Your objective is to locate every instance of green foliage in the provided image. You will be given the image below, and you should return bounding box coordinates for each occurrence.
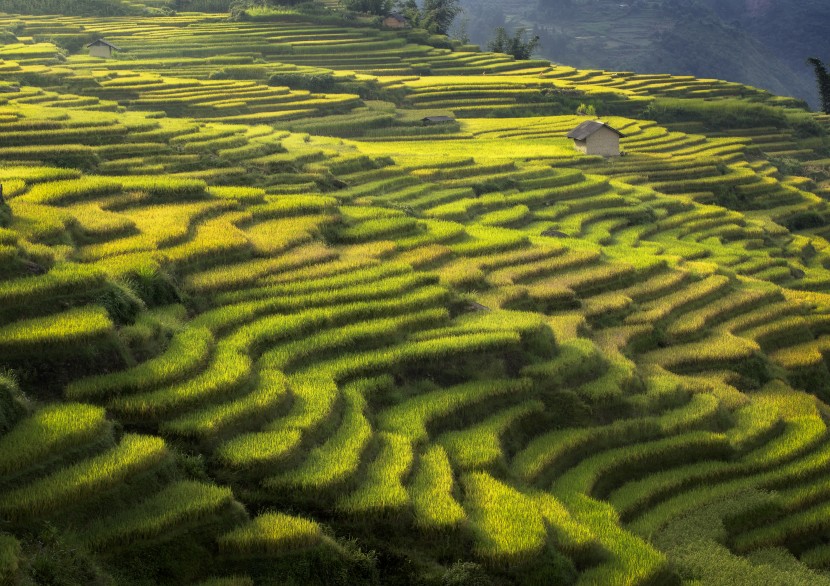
[488,27,540,60]
[344,0,393,16]
[421,0,462,35]
[807,57,830,114]
[0,0,139,16]
[644,98,788,130]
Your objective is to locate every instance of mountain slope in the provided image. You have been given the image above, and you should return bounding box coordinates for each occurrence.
[460,0,828,109]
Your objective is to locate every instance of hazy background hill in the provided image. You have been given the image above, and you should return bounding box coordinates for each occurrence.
[458,0,830,109]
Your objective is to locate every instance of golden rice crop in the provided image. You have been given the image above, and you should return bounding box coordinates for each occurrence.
[218,513,323,554]
[410,445,465,529]
[0,434,168,520]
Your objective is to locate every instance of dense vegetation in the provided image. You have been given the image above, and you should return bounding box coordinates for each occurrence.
[1,1,830,585]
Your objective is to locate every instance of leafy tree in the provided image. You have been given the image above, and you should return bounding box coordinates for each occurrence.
[421,0,461,35]
[487,26,540,60]
[576,103,596,116]
[807,57,830,114]
[396,0,421,27]
[344,0,393,15]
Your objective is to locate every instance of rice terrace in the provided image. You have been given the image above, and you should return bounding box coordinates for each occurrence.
[2,0,830,584]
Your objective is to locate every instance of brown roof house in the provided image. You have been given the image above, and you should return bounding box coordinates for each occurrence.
[567,120,624,157]
[86,39,121,59]
[383,13,409,29]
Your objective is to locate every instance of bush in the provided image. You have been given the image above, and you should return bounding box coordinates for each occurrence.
[644,98,788,130]
[268,72,336,93]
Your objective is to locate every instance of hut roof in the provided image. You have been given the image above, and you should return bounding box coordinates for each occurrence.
[422,115,455,123]
[567,120,624,140]
[86,39,121,51]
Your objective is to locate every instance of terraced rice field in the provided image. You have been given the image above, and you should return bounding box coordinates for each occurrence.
[2,4,830,585]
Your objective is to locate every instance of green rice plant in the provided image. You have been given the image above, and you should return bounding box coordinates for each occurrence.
[396,244,453,268]
[731,500,830,553]
[395,219,466,250]
[449,225,529,257]
[80,481,235,548]
[0,263,106,313]
[338,432,412,514]
[726,398,782,452]
[217,512,324,554]
[266,372,339,437]
[79,200,235,260]
[409,445,465,530]
[771,337,830,370]
[0,403,110,476]
[552,431,730,499]
[477,205,531,227]
[208,186,267,204]
[378,379,532,443]
[531,492,595,556]
[513,391,723,485]
[23,177,122,205]
[462,471,548,558]
[741,414,826,467]
[161,217,251,268]
[162,369,289,438]
[0,305,113,354]
[0,434,168,521]
[629,419,829,537]
[0,533,20,584]
[187,244,338,295]
[262,309,447,372]
[565,493,668,586]
[625,274,730,325]
[0,165,81,185]
[642,332,760,371]
[66,204,136,239]
[487,249,599,286]
[260,256,379,286]
[666,286,780,339]
[110,338,252,418]
[66,327,214,400]
[216,262,411,303]
[0,144,97,168]
[336,216,419,243]
[801,545,830,569]
[266,377,389,491]
[521,338,607,387]
[198,285,449,339]
[439,401,544,469]
[245,215,337,255]
[119,175,207,199]
[216,429,303,469]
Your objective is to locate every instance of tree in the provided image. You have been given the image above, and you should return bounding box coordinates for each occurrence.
[421,0,461,35]
[807,57,830,114]
[344,0,393,16]
[488,26,540,60]
[396,0,421,28]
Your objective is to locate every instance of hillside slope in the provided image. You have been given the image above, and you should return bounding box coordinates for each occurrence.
[1,5,830,585]
[463,0,829,109]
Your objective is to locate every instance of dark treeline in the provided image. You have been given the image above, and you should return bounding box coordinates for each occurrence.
[808,58,830,114]
[0,0,139,15]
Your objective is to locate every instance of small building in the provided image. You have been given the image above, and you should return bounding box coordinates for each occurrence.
[86,39,121,59]
[383,13,409,29]
[421,115,455,125]
[567,120,624,157]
